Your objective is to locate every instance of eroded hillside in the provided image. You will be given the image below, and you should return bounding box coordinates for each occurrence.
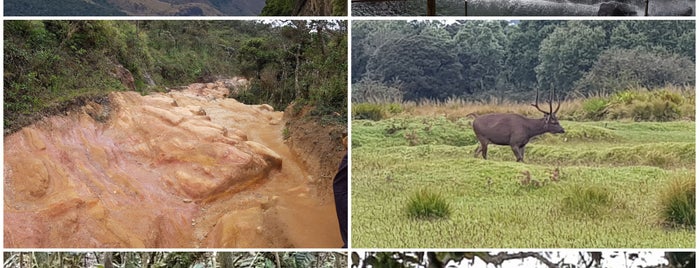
[4,81,343,248]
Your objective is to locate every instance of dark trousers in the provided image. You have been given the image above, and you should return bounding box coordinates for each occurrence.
[333,154,348,248]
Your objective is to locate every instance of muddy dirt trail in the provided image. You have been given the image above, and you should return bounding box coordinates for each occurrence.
[4,80,342,248]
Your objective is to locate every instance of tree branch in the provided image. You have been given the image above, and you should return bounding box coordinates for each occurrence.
[477,252,559,268]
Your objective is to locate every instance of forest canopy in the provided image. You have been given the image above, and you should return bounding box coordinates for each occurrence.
[4,20,347,133]
[352,20,695,103]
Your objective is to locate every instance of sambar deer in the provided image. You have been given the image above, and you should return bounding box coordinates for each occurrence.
[472,88,565,162]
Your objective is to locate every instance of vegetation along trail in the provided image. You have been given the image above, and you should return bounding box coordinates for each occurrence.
[4,81,341,248]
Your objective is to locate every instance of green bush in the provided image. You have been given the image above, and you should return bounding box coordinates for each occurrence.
[406,188,451,220]
[575,48,695,94]
[658,176,695,228]
[353,103,385,121]
[386,103,403,114]
[582,98,608,120]
[581,89,693,122]
[260,0,293,15]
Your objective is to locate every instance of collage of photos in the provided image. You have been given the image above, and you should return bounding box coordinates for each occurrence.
[1,0,696,268]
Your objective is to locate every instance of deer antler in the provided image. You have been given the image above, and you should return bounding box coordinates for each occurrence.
[553,87,562,114]
[531,88,550,115]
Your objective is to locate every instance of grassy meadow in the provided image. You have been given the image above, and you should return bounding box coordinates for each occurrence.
[351,97,695,248]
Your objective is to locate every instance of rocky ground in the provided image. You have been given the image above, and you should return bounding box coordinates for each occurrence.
[4,80,344,248]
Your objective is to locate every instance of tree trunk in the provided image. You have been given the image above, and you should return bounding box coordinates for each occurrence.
[104,252,113,268]
[427,0,436,15]
[218,252,233,268]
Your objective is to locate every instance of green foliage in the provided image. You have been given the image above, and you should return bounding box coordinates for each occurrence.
[4,20,135,133]
[361,30,464,100]
[332,0,347,15]
[561,185,613,217]
[575,48,695,95]
[454,21,508,95]
[353,103,386,121]
[658,175,695,228]
[568,89,693,122]
[406,188,451,220]
[260,0,293,15]
[606,89,692,121]
[4,20,347,134]
[386,103,403,114]
[581,98,609,121]
[352,20,694,102]
[536,21,606,94]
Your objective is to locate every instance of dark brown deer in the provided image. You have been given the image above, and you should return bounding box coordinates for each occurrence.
[472,88,565,162]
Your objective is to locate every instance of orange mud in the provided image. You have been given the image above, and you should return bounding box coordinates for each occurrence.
[4,81,342,248]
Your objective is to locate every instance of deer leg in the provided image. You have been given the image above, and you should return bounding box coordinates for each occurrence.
[511,145,524,162]
[474,138,488,159]
[480,142,488,159]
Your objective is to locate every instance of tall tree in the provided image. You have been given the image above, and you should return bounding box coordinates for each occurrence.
[536,21,606,95]
[453,21,508,96]
[504,21,561,92]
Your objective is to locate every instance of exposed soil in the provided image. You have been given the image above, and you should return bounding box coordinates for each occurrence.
[283,104,347,203]
[4,80,344,248]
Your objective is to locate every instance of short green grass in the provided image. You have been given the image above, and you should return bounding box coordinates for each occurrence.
[351,117,695,248]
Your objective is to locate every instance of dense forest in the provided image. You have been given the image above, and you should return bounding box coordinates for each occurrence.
[262,0,346,15]
[4,20,347,133]
[4,252,347,268]
[352,20,695,103]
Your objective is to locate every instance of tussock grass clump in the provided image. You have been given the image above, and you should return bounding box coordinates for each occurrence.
[406,188,451,220]
[561,185,613,217]
[352,103,386,121]
[658,176,695,228]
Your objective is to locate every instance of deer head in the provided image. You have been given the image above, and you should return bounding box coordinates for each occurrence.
[531,88,564,133]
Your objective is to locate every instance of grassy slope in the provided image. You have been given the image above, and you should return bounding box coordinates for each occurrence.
[351,117,695,248]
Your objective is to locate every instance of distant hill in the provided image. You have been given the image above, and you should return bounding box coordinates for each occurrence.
[5,0,126,16]
[4,0,265,16]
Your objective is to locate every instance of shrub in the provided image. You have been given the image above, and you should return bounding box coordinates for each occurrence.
[386,103,403,114]
[351,78,404,103]
[658,176,695,228]
[627,99,681,122]
[581,97,608,120]
[604,89,690,121]
[353,103,385,121]
[561,185,612,217]
[406,188,451,220]
[575,48,695,95]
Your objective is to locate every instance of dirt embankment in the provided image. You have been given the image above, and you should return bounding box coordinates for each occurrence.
[4,79,343,248]
[283,105,347,202]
